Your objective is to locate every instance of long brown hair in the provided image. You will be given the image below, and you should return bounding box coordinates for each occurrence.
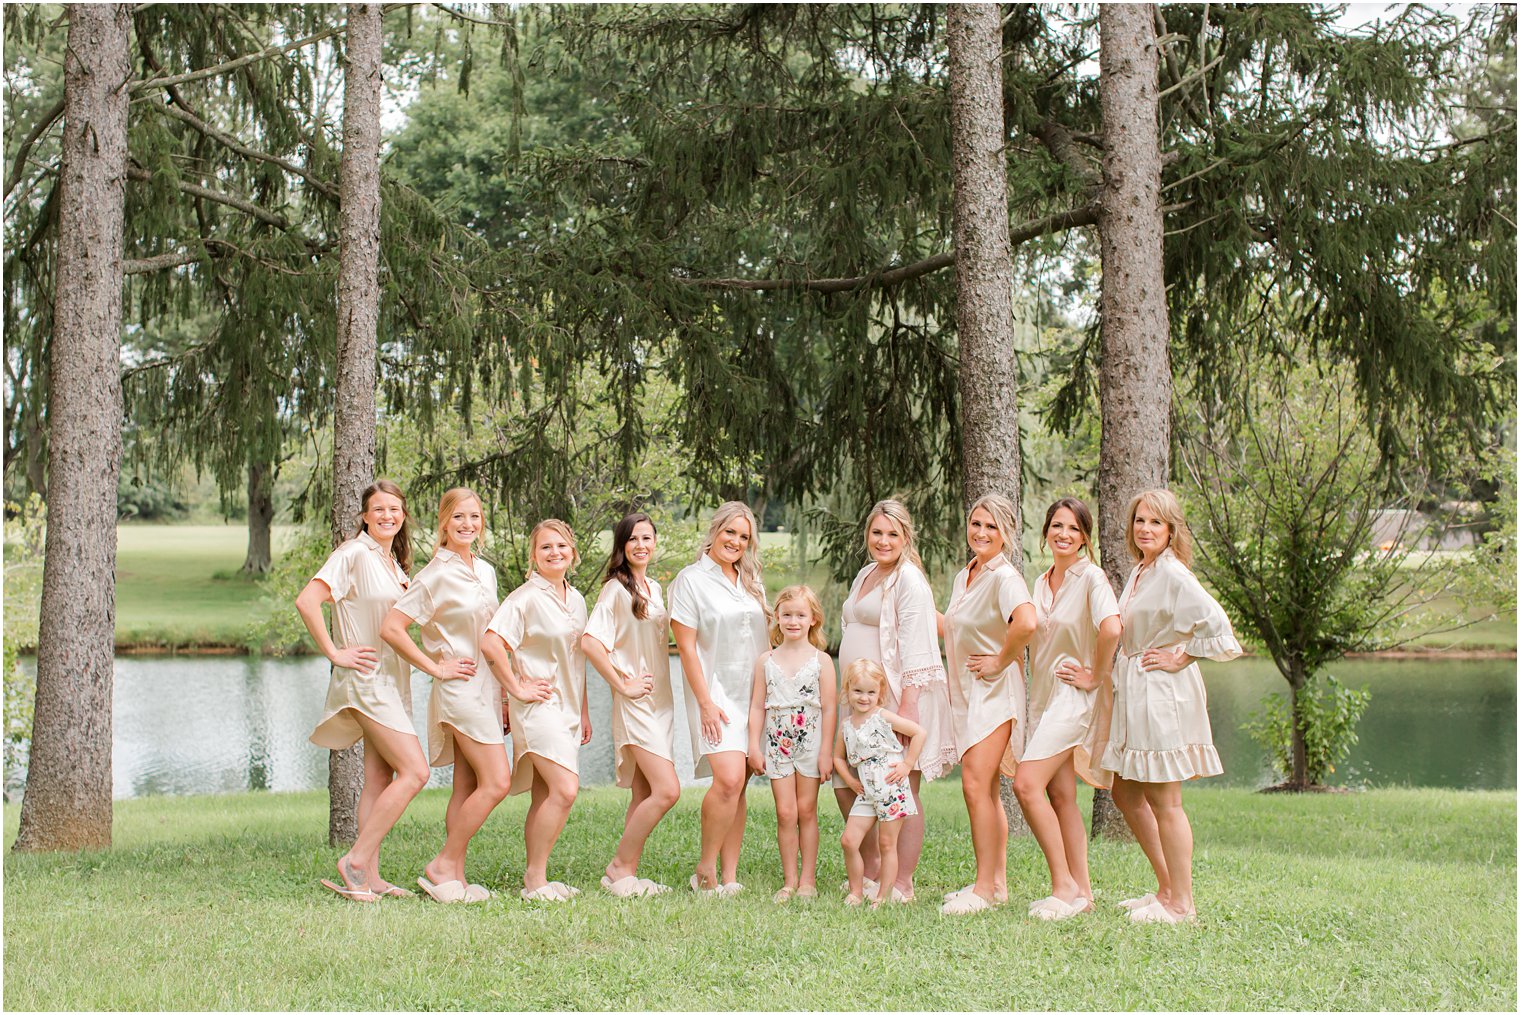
[353,479,413,572]
[603,512,657,620]
[1042,496,1095,562]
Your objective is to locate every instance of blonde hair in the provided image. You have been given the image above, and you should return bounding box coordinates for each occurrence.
[528,518,581,572]
[1125,488,1194,567]
[697,501,767,613]
[769,585,826,649]
[435,487,483,551]
[863,498,924,572]
[843,658,889,698]
[967,492,1019,564]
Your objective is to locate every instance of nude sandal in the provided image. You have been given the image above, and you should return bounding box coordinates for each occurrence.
[417,876,467,903]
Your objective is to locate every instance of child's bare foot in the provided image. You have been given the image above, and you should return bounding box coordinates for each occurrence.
[844,893,864,907]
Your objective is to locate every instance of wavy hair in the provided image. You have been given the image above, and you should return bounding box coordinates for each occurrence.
[602,512,656,620]
[967,492,1020,565]
[863,498,924,573]
[697,501,767,614]
[353,479,413,573]
[1125,488,1194,567]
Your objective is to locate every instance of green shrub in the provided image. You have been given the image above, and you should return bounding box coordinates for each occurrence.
[1242,675,1372,785]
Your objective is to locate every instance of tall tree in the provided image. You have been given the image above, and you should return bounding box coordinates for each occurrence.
[1085,3,1173,841]
[947,3,1031,836]
[326,1,384,848]
[14,3,132,852]
[947,2,1024,554]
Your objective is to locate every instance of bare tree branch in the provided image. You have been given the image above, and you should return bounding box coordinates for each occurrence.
[3,97,65,202]
[126,165,290,228]
[147,101,339,198]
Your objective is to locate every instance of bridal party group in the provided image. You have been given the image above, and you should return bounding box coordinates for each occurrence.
[295,481,1242,924]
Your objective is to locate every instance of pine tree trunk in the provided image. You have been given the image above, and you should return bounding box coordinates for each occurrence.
[240,457,274,575]
[1090,3,1173,842]
[327,2,384,848]
[947,3,1028,837]
[14,3,131,853]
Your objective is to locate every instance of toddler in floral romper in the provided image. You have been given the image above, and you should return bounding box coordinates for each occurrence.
[834,658,925,906]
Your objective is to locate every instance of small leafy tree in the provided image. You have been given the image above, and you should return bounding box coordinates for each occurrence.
[1179,360,1485,790]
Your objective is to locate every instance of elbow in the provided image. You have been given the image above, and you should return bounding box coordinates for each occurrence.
[1099,617,1122,640]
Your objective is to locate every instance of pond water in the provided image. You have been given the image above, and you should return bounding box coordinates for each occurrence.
[14,655,1517,799]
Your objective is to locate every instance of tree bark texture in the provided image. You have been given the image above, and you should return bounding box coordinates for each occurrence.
[241,457,274,575]
[947,3,1024,567]
[14,3,131,853]
[327,2,384,848]
[1091,3,1174,841]
[1289,678,1308,788]
[948,4,1028,836]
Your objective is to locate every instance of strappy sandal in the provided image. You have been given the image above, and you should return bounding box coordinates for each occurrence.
[772,886,795,904]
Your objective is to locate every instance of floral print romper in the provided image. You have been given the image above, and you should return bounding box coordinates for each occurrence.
[843,710,918,822]
[763,652,824,780]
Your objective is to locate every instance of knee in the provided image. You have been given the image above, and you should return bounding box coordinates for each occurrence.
[396,764,430,796]
[796,797,818,823]
[775,801,799,827]
[1012,771,1044,807]
[481,776,512,803]
[709,774,744,801]
[841,828,863,851]
[651,784,681,813]
[547,781,578,810]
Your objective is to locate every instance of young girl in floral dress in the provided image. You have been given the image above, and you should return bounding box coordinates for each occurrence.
[834,659,925,908]
[747,586,836,902]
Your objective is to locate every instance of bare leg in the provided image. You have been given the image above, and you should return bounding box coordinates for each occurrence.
[425,732,509,886]
[337,716,428,891]
[835,783,880,882]
[607,747,680,881]
[522,757,580,893]
[694,752,746,889]
[874,817,904,907]
[1111,774,1172,906]
[1013,750,1082,902]
[892,771,924,898]
[960,722,1012,903]
[795,775,821,893]
[771,775,801,891]
[719,782,747,884]
[1048,756,1091,899]
[840,815,877,901]
[1142,780,1194,914]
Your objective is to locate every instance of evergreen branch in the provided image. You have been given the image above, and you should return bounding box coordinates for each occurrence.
[128,5,407,93]
[1157,53,1226,101]
[148,101,339,199]
[126,165,290,229]
[3,96,64,202]
[686,204,1097,293]
[430,3,515,27]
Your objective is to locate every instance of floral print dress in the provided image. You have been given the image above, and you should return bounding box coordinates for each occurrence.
[843,710,919,822]
[762,652,824,780]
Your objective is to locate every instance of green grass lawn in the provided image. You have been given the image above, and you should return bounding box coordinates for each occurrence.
[5,782,1514,1010]
[112,524,296,649]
